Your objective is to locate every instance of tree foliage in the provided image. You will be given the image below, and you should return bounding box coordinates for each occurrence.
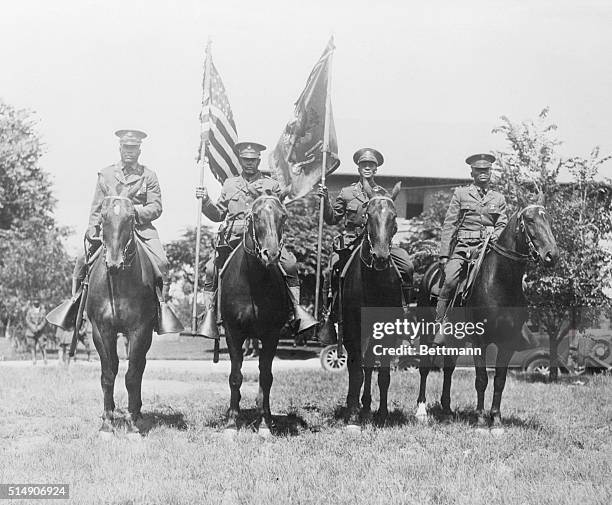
[0,101,55,230]
[493,108,612,380]
[0,101,73,325]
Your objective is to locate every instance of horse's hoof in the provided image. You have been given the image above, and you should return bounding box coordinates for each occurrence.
[223,428,237,440]
[440,411,455,424]
[258,427,272,439]
[491,427,505,436]
[98,429,114,440]
[415,403,428,419]
[374,412,388,428]
[126,431,142,442]
[345,423,361,433]
[474,427,489,435]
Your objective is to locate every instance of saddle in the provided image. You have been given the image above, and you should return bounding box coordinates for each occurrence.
[430,235,491,307]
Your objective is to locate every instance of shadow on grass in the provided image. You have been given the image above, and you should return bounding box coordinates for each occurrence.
[202,408,309,436]
[332,404,417,428]
[426,403,543,430]
[511,371,595,385]
[113,408,189,435]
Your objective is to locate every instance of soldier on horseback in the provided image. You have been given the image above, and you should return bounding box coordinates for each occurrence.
[433,153,508,345]
[317,148,414,341]
[69,129,181,334]
[196,141,313,337]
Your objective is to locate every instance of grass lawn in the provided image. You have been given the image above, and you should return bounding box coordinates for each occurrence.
[0,363,610,505]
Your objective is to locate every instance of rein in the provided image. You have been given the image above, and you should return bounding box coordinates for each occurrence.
[100,196,137,270]
[360,195,396,269]
[242,195,286,260]
[489,204,544,264]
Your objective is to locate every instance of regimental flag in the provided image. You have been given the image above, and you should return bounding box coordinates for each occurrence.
[198,42,240,183]
[269,37,340,201]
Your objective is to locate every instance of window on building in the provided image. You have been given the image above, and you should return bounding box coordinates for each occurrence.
[405,203,424,218]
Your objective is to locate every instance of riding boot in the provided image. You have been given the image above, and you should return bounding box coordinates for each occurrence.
[198,290,222,339]
[318,293,338,345]
[433,297,451,346]
[400,282,413,317]
[288,285,317,335]
[156,282,184,335]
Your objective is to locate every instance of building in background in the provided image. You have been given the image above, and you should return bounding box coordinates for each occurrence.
[323,173,471,219]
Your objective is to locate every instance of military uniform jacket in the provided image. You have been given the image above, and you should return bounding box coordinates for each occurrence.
[324,180,389,243]
[25,305,46,338]
[439,184,508,258]
[202,172,281,241]
[88,163,163,241]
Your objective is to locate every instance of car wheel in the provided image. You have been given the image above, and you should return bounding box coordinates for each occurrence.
[526,357,551,376]
[320,345,347,373]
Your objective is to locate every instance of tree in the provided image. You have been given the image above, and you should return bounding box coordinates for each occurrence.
[164,226,216,323]
[0,101,55,230]
[0,101,73,330]
[285,193,342,306]
[493,108,612,380]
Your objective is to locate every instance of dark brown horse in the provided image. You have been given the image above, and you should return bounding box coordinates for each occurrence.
[220,193,291,437]
[416,201,558,430]
[87,190,157,438]
[341,181,403,429]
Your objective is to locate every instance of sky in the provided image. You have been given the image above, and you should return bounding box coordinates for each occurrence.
[2,0,612,253]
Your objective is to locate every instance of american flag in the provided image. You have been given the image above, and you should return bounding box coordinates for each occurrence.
[197,43,240,183]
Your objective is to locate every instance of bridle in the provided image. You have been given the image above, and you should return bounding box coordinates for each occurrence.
[360,195,397,269]
[101,196,137,270]
[243,195,287,259]
[489,204,545,264]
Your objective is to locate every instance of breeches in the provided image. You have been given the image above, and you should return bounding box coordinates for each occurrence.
[203,247,299,292]
[439,241,479,299]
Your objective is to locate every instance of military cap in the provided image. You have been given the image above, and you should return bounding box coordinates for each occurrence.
[235,142,266,159]
[115,129,147,146]
[353,148,384,167]
[465,153,495,169]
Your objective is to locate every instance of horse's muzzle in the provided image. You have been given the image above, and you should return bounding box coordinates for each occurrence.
[540,248,558,266]
[260,248,280,267]
[107,262,124,274]
[371,251,390,271]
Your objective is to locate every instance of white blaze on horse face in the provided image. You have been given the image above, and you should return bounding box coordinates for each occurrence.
[113,204,121,216]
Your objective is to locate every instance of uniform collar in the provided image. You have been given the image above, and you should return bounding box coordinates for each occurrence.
[469,183,491,200]
[354,179,382,202]
[240,171,263,185]
[115,162,143,184]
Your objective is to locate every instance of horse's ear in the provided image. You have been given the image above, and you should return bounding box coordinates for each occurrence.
[536,191,546,206]
[98,176,113,196]
[390,181,402,201]
[279,185,291,202]
[362,178,374,199]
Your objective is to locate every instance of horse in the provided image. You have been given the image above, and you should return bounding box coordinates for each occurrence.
[416,199,558,429]
[341,180,403,429]
[220,192,292,437]
[87,186,158,438]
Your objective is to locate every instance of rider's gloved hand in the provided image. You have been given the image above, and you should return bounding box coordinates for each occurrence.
[196,186,209,203]
[317,183,329,199]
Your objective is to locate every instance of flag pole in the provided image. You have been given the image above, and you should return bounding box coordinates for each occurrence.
[313,39,334,336]
[186,39,212,336]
